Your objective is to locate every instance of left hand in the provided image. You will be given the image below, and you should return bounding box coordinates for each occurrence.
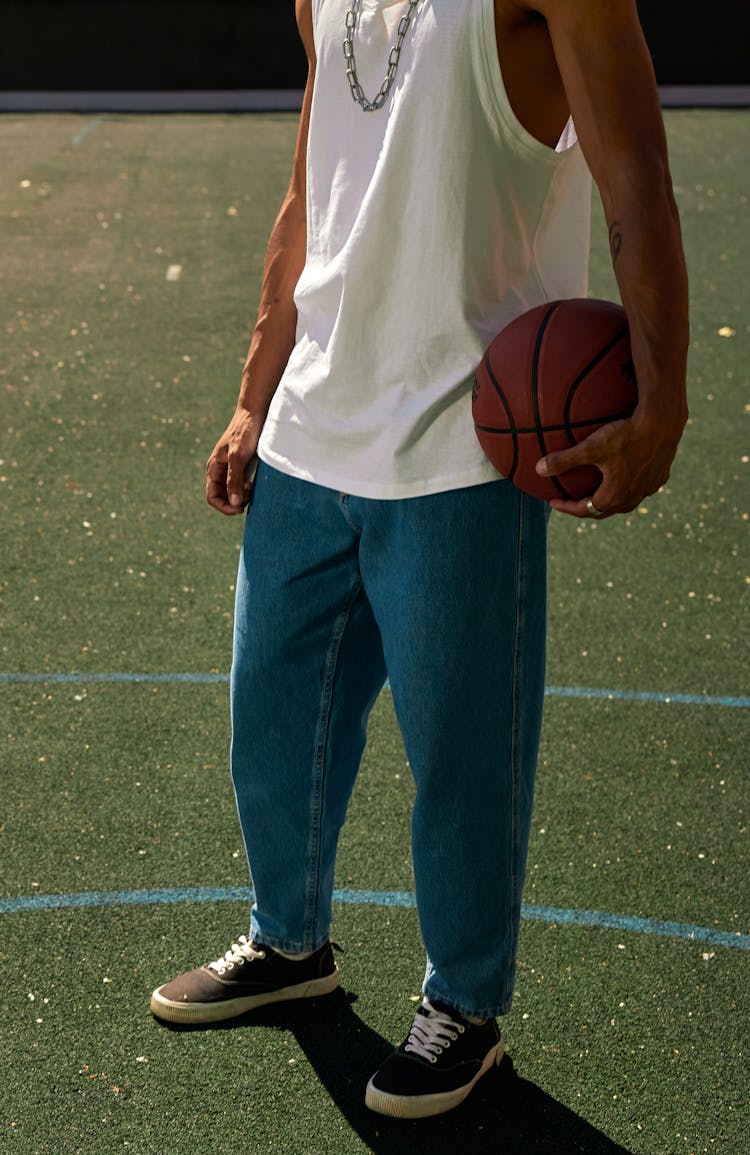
[535,406,687,519]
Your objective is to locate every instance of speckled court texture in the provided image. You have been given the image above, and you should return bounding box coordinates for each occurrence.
[1,111,747,1154]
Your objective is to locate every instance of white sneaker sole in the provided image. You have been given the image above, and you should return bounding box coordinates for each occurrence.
[149,966,339,1024]
[365,1039,504,1119]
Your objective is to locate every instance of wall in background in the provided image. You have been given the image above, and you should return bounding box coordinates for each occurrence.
[0,0,747,91]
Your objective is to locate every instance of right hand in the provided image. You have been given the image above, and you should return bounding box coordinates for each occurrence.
[205,406,263,515]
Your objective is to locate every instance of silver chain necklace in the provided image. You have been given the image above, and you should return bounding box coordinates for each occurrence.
[343,0,421,112]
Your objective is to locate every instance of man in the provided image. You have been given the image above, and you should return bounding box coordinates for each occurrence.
[151,0,688,1120]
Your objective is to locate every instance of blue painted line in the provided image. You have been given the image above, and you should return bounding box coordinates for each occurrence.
[1,887,747,950]
[70,114,105,146]
[332,888,416,909]
[0,672,747,708]
[520,904,748,951]
[544,686,750,710]
[0,887,251,912]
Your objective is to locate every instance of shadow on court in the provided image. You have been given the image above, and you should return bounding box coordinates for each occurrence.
[159,988,633,1154]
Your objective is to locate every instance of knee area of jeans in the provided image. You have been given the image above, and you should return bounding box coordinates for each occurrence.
[230,642,294,695]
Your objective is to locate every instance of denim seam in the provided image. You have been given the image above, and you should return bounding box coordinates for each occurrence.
[505,491,527,1012]
[337,492,363,535]
[303,573,364,946]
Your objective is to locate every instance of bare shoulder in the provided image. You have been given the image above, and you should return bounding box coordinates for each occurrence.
[507,0,641,29]
[494,0,541,32]
[492,0,569,148]
[524,0,659,120]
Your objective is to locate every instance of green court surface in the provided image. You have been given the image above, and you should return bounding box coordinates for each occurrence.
[1,111,748,1154]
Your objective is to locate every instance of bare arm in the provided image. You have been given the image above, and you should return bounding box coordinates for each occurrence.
[206,0,315,515]
[528,0,689,517]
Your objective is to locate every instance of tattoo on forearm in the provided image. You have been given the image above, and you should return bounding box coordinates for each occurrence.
[609,220,623,266]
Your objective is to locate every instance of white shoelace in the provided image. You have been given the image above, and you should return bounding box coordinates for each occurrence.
[208,935,265,976]
[404,999,465,1063]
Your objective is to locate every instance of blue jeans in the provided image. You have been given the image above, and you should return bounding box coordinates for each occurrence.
[230,462,548,1018]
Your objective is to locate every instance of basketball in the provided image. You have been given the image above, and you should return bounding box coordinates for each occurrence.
[472,298,638,502]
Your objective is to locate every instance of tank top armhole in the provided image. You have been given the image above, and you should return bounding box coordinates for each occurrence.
[475,0,573,163]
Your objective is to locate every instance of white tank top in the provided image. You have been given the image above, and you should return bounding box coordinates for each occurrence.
[257,0,592,499]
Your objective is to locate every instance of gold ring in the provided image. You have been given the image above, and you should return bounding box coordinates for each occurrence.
[586,499,605,518]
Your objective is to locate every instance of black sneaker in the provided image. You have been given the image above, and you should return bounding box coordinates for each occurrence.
[365,998,504,1119]
[150,936,339,1024]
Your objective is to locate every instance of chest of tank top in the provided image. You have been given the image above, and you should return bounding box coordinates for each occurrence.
[256,0,592,499]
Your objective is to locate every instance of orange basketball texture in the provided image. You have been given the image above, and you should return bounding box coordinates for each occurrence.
[472,299,638,502]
